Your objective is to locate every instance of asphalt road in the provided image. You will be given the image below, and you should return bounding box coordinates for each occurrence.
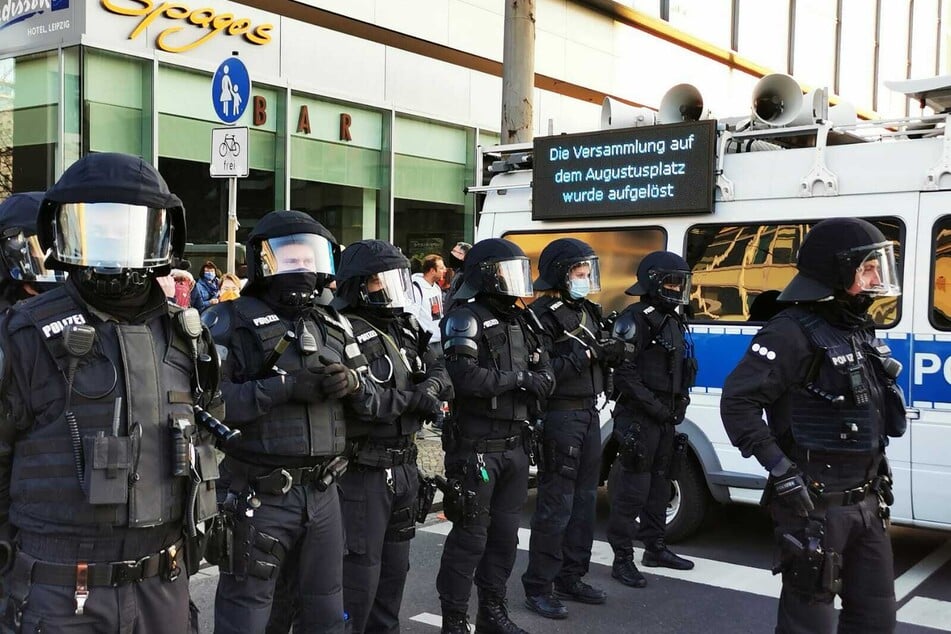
[190,487,951,633]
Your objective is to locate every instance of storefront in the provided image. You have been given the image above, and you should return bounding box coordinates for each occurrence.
[0,0,491,259]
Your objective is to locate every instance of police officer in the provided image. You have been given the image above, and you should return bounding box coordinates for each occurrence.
[521,238,619,618]
[0,153,220,632]
[721,218,905,634]
[331,239,452,633]
[206,210,376,634]
[0,192,66,310]
[436,238,554,634]
[607,251,697,588]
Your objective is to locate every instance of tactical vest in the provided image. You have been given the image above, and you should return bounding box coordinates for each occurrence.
[5,288,196,529]
[623,302,694,395]
[453,302,535,429]
[531,297,604,398]
[346,314,425,440]
[784,307,883,456]
[228,296,353,459]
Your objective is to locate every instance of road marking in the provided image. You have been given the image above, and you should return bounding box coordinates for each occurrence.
[420,522,783,598]
[896,597,951,631]
[410,612,473,632]
[895,539,951,601]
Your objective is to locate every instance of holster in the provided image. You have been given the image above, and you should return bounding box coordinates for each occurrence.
[203,512,234,570]
[773,519,842,600]
[618,423,650,473]
[668,433,689,480]
[434,475,484,528]
[441,416,459,453]
[415,475,438,523]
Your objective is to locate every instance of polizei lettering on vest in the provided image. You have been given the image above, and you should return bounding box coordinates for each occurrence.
[253,314,280,326]
[42,314,87,338]
[356,330,378,344]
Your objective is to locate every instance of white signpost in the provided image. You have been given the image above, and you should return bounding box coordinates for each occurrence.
[210,56,252,275]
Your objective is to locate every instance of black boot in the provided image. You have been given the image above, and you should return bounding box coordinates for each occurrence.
[442,610,471,634]
[611,557,647,588]
[476,595,529,634]
[643,542,695,571]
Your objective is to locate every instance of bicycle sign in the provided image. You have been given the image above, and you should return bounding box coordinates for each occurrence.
[210,127,249,178]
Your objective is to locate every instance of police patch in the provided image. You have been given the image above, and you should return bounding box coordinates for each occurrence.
[253,314,280,327]
[41,314,86,338]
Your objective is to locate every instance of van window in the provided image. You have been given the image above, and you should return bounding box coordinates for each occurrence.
[503,228,666,314]
[933,216,951,330]
[685,218,903,327]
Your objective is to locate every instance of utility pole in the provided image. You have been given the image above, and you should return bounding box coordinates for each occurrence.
[501,0,535,143]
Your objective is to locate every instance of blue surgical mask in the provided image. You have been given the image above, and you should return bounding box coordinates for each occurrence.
[203,271,215,281]
[568,278,590,299]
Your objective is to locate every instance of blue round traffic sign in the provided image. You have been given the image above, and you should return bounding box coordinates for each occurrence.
[211,58,251,124]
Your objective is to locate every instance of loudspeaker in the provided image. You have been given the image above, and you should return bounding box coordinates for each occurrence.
[659,84,709,124]
[752,73,804,127]
[601,97,656,129]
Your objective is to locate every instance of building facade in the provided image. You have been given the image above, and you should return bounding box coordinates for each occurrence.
[2,0,949,258]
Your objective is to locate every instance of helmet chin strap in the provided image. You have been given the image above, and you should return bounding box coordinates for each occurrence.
[79,268,149,298]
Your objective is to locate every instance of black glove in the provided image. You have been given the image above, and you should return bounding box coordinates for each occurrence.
[318,356,361,399]
[771,458,815,517]
[567,341,593,370]
[290,367,326,403]
[597,337,627,366]
[407,387,442,416]
[671,394,690,424]
[415,376,442,399]
[516,370,550,399]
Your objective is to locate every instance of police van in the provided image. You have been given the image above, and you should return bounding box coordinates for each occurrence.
[471,74,951,541]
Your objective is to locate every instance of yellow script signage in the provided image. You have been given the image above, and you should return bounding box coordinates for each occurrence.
[101,0,273,53]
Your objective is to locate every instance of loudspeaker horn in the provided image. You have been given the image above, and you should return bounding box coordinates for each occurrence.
[659,84,709,124]
[601,97,656,129]
[752,73,804,127]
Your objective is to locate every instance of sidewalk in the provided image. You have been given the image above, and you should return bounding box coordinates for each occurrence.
[416,424,445,507]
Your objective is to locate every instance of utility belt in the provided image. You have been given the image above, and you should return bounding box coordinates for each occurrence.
[354,440,419,469]
[226,457,337,495]
[457,434,522,454]
[13,539,184,588]
[547,396,596,411]
[813,478,881,507]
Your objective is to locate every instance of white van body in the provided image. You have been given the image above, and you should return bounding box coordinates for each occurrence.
[473,117,951,540]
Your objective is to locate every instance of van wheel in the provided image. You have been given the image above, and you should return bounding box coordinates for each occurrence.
[665,455,709,543]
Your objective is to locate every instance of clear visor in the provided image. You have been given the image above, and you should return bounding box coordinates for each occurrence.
[54,202,172,270]
[0,230,67,284]
[565,257,602,293]
[363,267,414,307]
[844,243,901,297]
[481,257,534,297]
[654,269,692,305]
[260,233,336,277]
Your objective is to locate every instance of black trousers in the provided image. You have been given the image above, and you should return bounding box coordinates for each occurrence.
[340,462,419,634]
[772,495,896,634]
[522,407,601,596]
[214,482,345,634]
[606,413,674,558]
[436,445,529,614]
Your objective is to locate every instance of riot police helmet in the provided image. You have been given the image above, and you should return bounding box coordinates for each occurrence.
[0,192,67,290]
[36,153,185,297]
[331,239,413,312]
[453,238,533,301]
[534,237,601,300]
[626,250,692,306]
[778,218,901,302]
[243,210,338,297]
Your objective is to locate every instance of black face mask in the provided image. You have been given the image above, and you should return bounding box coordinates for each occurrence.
[262,272,318,314]
[822,292,875,329]
[447,254,464,270]
[481,292,520,316]
[72,275,159,322]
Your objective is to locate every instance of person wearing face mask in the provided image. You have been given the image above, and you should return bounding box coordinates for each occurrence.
[436,238,555,634]
[520,238,620,619]
[721,218,906,634]
[444,241,472,308]
[607,251,698,589]
[202,210,378,634]
[191,260,221,311]
[0,153,221,632]
[0,192,68,310]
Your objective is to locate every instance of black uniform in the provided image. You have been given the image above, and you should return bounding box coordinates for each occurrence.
[721,218,906,634]
[207,211,376,634]
[0,153,218,633]
[332,240,452,634]
[521,238,614,615]
[606,251,696,583]
[436,239,554,634]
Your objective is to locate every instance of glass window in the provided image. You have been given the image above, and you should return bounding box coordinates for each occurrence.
[792,0,836,90]
[290,180,379,248]
[502,228,667,314]
[668,0,733,50]
[0,50,61,196]
[84,49,152,157]
[737,0,789,74]
[878,0,911,116]
[839,0,876,108]
[686,217,903,326]
[933,216,951,330]
[910,0,940,83]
